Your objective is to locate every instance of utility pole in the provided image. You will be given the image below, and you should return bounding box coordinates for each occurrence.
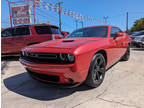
[103,16,108,24]
[58,2,63,32]
[33,0,36,24]
[8,0,12,27]
[126,12,129,33]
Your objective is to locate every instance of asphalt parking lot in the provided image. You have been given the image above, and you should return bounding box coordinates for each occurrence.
[1,48,144,108]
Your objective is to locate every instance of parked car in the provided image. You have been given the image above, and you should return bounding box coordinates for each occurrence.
[129,30,144,40]
[61,31,70,38]
[19,25,131,88]
[1,24,63,55]
[130,30,144,47]
[131,36,144,48]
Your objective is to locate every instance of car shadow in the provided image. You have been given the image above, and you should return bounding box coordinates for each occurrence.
[1,56,19,61]
[3,57,119,101]
[3,72,92,101]
[131,48,144,51]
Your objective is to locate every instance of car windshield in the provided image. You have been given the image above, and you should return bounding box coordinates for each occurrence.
[66,26,108,38]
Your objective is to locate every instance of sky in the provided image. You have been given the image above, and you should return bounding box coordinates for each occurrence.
[1,0,144,32]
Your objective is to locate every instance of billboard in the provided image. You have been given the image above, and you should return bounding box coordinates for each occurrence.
[12,5,31,25]
[13,17,31,25]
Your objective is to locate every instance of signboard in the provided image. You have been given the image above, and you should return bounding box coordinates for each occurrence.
[13,17,31,25]
[12,5,31,25]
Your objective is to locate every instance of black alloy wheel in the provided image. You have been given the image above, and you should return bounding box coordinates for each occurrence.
[85,53,106,88]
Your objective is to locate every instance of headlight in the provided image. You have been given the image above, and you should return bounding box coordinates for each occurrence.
[68,54,75,62]
[25,52,29,56]
[59,53,75,63]
[21,51,25,56]
[59,53,67,61]
[21,51,29,56]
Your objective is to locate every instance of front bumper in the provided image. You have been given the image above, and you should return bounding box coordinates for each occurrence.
[19,58,87,84]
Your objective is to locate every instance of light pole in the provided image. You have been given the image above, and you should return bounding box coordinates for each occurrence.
[57,1,63,32]
[103,16,108,24]
[126,12,129,33]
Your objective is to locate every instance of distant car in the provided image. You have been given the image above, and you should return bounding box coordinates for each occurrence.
[19,25,131,88]
[61,31,70,38]
[1,24,63,55]
[129,30,144,40]
[131,36,144,48]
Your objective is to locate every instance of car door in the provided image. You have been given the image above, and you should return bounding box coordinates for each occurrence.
[11,26,31,53]
[1,28,14,54]
[109,27,124,64]
[34,26,53,42]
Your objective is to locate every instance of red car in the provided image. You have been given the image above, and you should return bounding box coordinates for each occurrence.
[19,25,131,88]
[1,24,63,55]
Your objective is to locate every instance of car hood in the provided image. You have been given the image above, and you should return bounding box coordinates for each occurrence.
[28,37,104,49]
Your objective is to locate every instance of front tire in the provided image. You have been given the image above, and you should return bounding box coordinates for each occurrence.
[121,45,130,61]
[85,53,106,88]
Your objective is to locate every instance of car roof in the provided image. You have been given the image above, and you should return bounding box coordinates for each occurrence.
[3,24,59,30]
[75,25,120,31]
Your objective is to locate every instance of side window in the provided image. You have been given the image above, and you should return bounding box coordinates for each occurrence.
[51,27,61,34]
[35,26,52,34]
[13,27,30,37]
[110,27,121,38]
[1,29,12,37]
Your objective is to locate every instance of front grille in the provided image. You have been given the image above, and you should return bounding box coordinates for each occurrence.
[21,52,61,64]
[20,52,75,64]
[28,69,60,82]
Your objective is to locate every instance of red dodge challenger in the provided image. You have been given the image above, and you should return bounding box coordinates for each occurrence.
[19,25,131,88]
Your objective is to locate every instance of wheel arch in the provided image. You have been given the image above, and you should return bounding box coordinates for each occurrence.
[95,49,107,65]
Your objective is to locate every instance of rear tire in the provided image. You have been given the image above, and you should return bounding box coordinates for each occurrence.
[121,45,130,61]
[85,53,106,88]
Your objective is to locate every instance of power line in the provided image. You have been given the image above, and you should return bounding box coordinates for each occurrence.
[36,5,74,29]
[35,10,73,29]
[36,0,103,24]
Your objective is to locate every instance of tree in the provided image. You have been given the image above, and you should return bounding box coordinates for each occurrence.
[129,18,144,32]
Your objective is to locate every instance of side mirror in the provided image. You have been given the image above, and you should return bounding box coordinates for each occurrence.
[61,31,68,38]
[116,32,124,37]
